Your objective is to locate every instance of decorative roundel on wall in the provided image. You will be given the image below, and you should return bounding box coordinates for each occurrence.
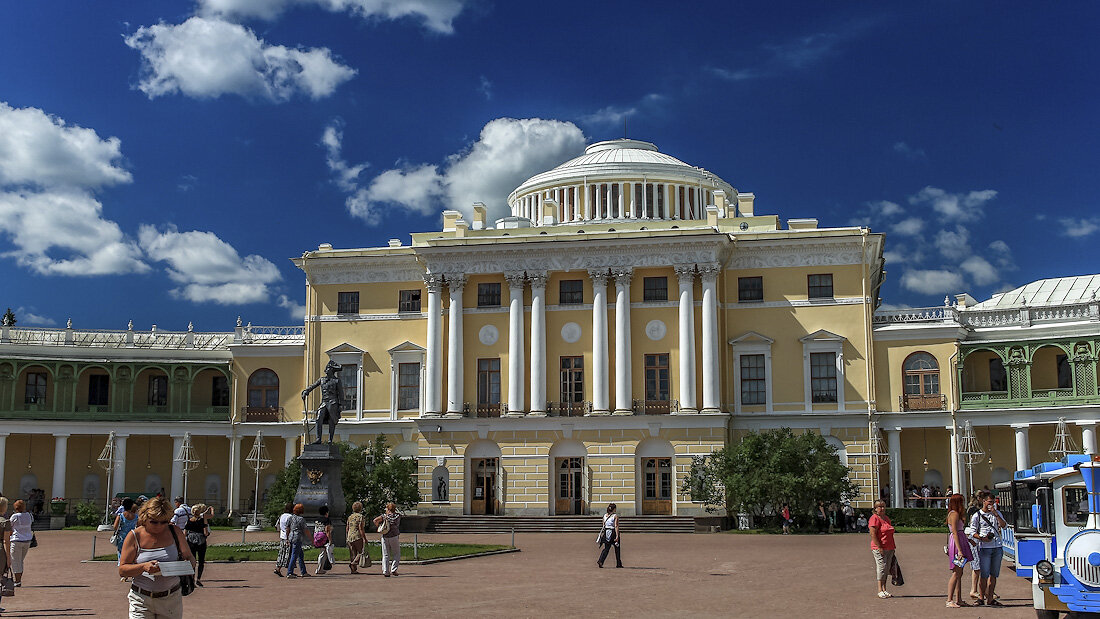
[479,325,499,346]
[645,320,667,341]
[560,322,582,343]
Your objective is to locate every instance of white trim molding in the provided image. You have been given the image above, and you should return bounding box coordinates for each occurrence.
[729,331,774,413]
[799,329,846,413]
[326,343,365,420]
[388,341,426,420]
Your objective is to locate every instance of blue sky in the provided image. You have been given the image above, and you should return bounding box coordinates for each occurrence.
[1,2,1098,330]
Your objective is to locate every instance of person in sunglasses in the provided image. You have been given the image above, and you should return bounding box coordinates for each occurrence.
[119,496,196,618]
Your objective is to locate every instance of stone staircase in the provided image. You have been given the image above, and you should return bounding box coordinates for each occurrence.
[424,515,697,534]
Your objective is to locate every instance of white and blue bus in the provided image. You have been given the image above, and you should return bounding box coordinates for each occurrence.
[999,454,1100,618]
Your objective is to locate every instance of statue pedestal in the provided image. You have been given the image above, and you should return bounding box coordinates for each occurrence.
[294,443,346,546]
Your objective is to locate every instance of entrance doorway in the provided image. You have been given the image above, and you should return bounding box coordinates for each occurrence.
[555,457,585,515]
[642,457,673,514]
[470,458,498,515]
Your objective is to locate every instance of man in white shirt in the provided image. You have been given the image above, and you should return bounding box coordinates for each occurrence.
[969,492,1008,607]
[172,496,191,529]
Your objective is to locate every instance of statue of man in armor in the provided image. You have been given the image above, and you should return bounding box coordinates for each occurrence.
[302,360,342,444]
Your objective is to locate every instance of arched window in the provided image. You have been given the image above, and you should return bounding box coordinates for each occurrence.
[248,369,279,408]
[902,352,941,410]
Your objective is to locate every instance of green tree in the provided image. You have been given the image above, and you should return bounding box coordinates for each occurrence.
[1,308,15,327]
[685,428,856,519]
[263,438,420,523]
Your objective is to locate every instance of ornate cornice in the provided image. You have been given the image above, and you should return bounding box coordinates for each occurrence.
[726,239,866,269]
[303,255,424,285]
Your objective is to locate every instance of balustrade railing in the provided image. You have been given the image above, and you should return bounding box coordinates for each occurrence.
[899,393,947,411]
[874,299,1100,328]
[547,401,588,417]
[240,406,284,422]
[632,399,679,415]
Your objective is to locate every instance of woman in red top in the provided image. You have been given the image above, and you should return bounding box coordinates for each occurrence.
[868,499,896,599]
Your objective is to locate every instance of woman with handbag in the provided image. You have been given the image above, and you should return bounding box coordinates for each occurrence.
[8,500,33,588]
[346,502,368,574]
[0,497,14,609]
[596,503,622,568]
[113,498,138,568]
[119,496,197,618]
[183,504,213,587]
[945,493,973,608]
[373,503,401,577]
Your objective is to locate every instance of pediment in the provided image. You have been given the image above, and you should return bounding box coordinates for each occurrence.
[799,329,845,342]
[728,331,774,345]
[326,342,366,355]
[388,340,426,354]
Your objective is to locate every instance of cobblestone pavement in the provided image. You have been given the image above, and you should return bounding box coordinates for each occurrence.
[0,530,1036,617]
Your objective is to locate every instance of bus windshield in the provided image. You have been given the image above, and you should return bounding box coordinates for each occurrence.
[1013,481,1039,533]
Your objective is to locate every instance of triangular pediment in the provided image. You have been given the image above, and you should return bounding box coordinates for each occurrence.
[728,331,774,345]
[326,342,366,355]
[387,340,426,354]
[799,329,845,342]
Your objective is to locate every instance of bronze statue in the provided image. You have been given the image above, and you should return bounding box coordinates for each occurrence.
[302,360,342,444]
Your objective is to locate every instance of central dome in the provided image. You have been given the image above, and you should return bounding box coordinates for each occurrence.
[508,139,738,225]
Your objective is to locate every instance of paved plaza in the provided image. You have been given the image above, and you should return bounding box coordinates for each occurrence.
[1,530,1037,617]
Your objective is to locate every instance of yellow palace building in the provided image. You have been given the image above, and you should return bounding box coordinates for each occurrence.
[2,139,1097,520]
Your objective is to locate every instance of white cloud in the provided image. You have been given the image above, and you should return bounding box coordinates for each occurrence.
[124,17,356,101]
[0,102,131,189]
[900,269,965,296]
[890,217,924,236]
[199,0,467,34]
[960,255,999,286]
[1059,217,1100,238]
[478,75,492,100]
[934,226,970,261]
[909,186,997,223]
[892,141,925,160]
[869,200,903,218]
[877,302,912,311]
[321,121,368,191]
[276,294,306,320]
[328,117,587,224]
[138,225,281,304]
[582,94,665,128]
[708,30,849,82]
[13,307,57,327]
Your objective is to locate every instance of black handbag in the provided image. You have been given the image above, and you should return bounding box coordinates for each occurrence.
[168,527,196,596]
[28,534,37,549]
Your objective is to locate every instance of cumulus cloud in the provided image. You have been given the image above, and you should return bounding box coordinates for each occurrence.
[934,226,970,261]
[321,121,368,191]
[1059,217,1100,238]
[198,0,467,34]
[890,217,924,236]
[892,141,925,160]
[327,117,587,224]
[124,17,356,101]
[138,225,282,304]
[276,294,307,320]
[909,186,997,223]
[14,307,57,327]
[960,255,999,286]
[583,94,665,128]
[869,200,903,218]
[900,269,965,296]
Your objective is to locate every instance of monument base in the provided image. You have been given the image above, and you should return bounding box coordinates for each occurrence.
[294,442,347,546]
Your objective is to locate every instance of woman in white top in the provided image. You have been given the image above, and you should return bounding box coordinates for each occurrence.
[9,499,34,586]
[119,496,196,618]
[596,503,622,568]
[273,502,294,577]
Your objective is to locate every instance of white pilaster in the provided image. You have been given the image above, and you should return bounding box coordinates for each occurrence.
[446,275,467,415]
[52,433,69,499]
[948,424,960,495]
[590,269,611,414]
[613,270,633,414]
[1014,424,1031,472]
[170,434,185,499]
[529,274,548,416]
[700,265,720,413]
[887,428,902,507]
[675,265,698,413]
[424,274,444,416]
[642,182,649,219]
[1083,423,1098,455]
[605,184,612,219]
[284,436,297,465]
[113,434,128,494]
[505,272,526,416]
[228,433,242,514]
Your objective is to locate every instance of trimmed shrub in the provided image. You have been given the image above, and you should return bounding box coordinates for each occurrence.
[884,507,946,527]
[74,501,101,526]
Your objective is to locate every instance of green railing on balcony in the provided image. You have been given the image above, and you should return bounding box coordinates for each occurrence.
[0,406,231,421]
[960,390,1100,409]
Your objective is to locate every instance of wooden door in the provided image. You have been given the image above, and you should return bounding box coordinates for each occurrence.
[470,458,496,515]
[555,457,584,515]
[642,457,673,515]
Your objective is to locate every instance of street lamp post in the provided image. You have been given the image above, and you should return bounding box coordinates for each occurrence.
[96,432,116,531]
[245,431,271,531]
[174,433,200,504]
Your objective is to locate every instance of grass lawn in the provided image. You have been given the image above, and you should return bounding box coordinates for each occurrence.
[726,526,943,534]
[94,541,511,562]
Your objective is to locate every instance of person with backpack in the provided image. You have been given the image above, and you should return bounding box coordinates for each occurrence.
[313,506,334,575]
[969,492,1007,607]
[596,503,622,568]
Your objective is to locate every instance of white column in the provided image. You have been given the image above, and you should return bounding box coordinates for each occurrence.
[670,184,678,220]
[700,265,720,413]
[424,274,444,416]
[505,272,526,416]
[675,265,698,413]
[613,270,633,414]
[618,182,626,218]
[605,184,612,219]
[584,184,591,220]
[446,275,467,415]
[1014,425,1030,472]
[52,433,69,499]
[887,428,902,507]
[529,274,548,416]
[114,434,128,494]
[228,433,242,514]
[627,183,636,218]
[948,424,960,495]
[170,434,185,499]
[642,183,649,218]
[1083,423,1098,455]
[284,436,297,465]
[573,185,581,221]
[0,434,7,495]
[590,269,611,414]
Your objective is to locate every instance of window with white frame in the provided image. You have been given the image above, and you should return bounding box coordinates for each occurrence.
[728,332,774,413]
[740,355,766,405]
[326,345,366,417]
[388,341,426,418]
[800,330,846,411]
[397,363,421,410]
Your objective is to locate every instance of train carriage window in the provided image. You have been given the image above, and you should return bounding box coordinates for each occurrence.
[1012,482,1039,534]
[1064,486,1088,526]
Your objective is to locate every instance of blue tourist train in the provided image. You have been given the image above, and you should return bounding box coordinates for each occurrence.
[997,455,1100,618]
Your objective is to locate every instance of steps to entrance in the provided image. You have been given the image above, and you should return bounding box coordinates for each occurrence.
[425,515,697,534]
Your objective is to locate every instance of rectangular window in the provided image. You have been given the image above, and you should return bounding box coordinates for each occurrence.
[397,362,421,410]
[1057,354,1072,389]
[740,354,766,405]
[398,289,422,313]
[477,358,501,410]
[989,358,1007,391]
[738,276,763,302]
[643,277,668,301]
[560,356,584,405]
[810,352,838,403]
[337,291,359,314]
[148,375,168,406]
[24,371,47,405]
[339,364,358,410]
[808,274,834,299]
[1065,486,1088,526]
[88,374,109,406]
[559,280,583,305]
[644,354,670,401]
[211,376,230,407]
[477,282,501,307]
